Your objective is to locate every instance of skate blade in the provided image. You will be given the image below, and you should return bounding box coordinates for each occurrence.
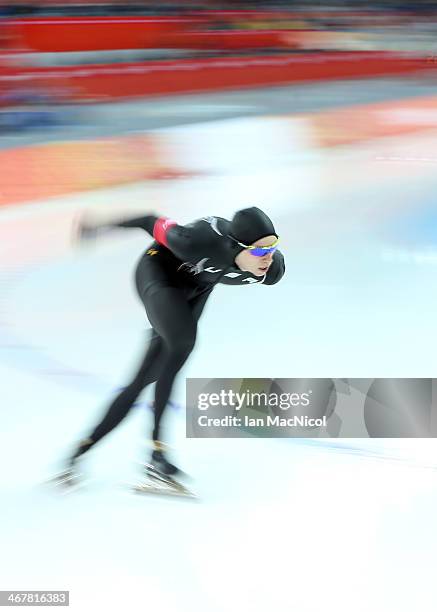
[45,470,83,492]
[132,465,197,498]
[131,480,197,499]
[138,461,192,481]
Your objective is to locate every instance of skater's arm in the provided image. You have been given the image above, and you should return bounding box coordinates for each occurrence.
[78,214,206,260]
[262,250,285,285]
[80,214,176,242]
[118,216,204,261]
[75,214,158,243]
[112,215,158,234]
[113,214,205,260]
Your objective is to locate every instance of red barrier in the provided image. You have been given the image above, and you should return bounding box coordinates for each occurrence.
[3,14,380,55]
[4,14,419,55]
[0,52,430,102]
[167,30,299,50]
[5,17,197,52]
[4,17,301,54]
[0,53,434,103]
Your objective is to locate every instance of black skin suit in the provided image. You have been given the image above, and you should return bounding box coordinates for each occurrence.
[70,210,285,472]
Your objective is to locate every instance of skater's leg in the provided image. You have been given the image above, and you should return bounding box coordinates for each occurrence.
[70,286,209,468]
[139,288,198,443]
[89,332,164,443]
[70,330,165,463]
[148,290,210,444]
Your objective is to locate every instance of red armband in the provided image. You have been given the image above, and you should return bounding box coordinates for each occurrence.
[153,217,177,247]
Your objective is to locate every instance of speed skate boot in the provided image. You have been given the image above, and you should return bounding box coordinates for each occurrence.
[133,442,195,498]
[48,437,94,489]
[150,441,180,476]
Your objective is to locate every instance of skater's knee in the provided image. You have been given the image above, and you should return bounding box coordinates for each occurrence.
[167,330,196,359]
[121,378,146,397]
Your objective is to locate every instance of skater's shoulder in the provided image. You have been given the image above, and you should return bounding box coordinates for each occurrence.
[182,216,230,246]
[194,216,230,237]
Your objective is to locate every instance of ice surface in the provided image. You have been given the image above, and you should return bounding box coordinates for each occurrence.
[1,102,437,612]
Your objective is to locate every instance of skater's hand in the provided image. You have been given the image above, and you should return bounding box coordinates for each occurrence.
[72,213,106,247]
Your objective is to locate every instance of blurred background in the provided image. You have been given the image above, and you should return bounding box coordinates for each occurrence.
[2,2,437,612]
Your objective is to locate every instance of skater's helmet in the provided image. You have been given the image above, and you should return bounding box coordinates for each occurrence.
[229,206,278,250]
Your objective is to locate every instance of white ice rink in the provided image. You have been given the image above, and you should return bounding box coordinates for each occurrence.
[1,107,437,611]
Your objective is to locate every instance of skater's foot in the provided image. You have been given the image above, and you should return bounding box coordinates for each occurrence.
[68,437,94,468]
[48,438,94,491]
[150,442,180,476]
